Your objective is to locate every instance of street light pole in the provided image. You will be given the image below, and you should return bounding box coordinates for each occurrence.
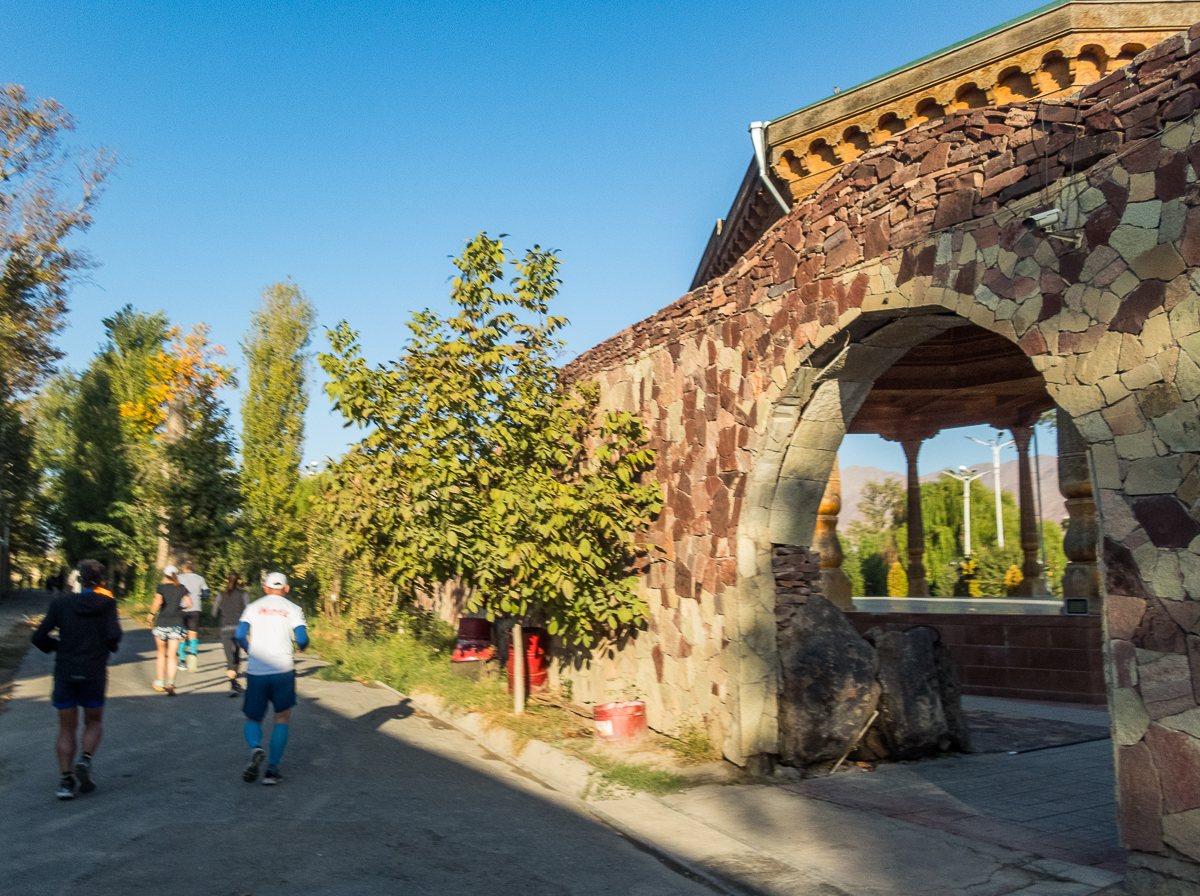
[944,466,985,555]
[967,435,1014,547]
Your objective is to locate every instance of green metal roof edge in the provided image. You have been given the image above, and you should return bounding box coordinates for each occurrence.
[770,0,1072,124]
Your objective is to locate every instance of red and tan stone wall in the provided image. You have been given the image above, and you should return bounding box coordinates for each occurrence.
[554,28,1200,887]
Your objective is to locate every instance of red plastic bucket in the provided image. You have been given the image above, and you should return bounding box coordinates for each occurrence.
[506,627,549,694]
[457,618,492,641]
[593,701,647,741]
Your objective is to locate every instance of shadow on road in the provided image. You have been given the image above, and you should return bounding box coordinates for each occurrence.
[0,616,711,896]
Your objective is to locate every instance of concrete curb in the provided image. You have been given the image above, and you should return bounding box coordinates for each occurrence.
[372,681,743,895]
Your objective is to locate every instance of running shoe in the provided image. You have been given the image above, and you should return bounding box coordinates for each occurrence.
[187,654,198,673]
[262,767,283,786]
[152,680,166,692]
[56,776,77,800]
[74,758,95,794]
[165,681,176,696]
[243,747,266,783]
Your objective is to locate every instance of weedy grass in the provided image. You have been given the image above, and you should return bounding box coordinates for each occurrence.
[311,620,495,710]
[587,755,690,796]
[310,617,693,796]
[669,724,722,765]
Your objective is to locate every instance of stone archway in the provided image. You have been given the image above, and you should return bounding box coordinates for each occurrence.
[563,30,1200,888]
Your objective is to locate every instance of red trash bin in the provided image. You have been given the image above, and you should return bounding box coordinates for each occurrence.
[593,701,647,741]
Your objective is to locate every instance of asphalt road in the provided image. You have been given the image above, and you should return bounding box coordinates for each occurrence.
[0,591,711,896]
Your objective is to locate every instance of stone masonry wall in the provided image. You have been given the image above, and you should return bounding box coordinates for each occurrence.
[555,28,1200,885]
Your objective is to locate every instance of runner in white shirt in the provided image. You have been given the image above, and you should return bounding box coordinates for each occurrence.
[235,572,308,785]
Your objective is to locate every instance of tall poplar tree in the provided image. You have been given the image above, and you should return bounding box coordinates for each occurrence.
[240,281,315,579]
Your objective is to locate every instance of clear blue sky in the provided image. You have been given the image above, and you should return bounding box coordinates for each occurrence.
[4,0,1056,474]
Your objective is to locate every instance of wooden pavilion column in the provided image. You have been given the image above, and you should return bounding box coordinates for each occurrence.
[1010,424,1048,596]
[1057,408,1099,611]
[899,437,931,597]
[815,457,853,609]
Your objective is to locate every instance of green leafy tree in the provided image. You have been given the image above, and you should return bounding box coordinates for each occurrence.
[0,398,42,587]
[320,233,663,647]
[49,309,168,579]
[163,385,241,572]
[1,85,114,584]
[241,281,315,579]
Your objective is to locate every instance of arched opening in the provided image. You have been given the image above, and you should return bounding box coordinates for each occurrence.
[806,138,839,173]
[994,67,1038,102]
[843,323,1061,605]
[1075,44,1108,85]
[949,82,989,111]
[911,97,946,125]
[1118,43,1146,63]
[780,149,806,178]
[873,111,907,142]
[745,306,1115,851]
[1039,51,1073,94]
[840,126,870,161]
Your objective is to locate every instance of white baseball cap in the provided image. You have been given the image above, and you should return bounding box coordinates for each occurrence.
[163,565,179,576]
[264,572,288,590]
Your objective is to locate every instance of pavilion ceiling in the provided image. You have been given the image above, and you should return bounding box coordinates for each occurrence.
[847,324,1055,442]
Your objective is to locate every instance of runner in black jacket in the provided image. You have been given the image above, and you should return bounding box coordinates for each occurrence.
[30,559,122,800]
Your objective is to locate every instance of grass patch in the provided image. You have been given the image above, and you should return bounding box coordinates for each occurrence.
[588,755,690,796]
[669,724,722,765]
[311,619,498,712]
[309,617,696,796]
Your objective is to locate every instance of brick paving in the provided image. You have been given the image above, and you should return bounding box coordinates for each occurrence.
[785,698,1124,873]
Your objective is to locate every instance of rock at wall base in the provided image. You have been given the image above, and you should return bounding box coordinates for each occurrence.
[864,626,957,760]
[778,595,881,766]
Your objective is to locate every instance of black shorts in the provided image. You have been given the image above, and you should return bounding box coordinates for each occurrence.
[182,612,201,632]
[53,676,106,710]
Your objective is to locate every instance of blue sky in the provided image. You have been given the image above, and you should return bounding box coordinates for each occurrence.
[4,0,1055,475]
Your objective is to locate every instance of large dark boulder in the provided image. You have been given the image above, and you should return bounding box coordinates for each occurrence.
[864,626,965,759]
[931,630,971,753]
[778,595,880,765]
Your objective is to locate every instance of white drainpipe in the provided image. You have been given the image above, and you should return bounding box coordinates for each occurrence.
[749,121,791,214]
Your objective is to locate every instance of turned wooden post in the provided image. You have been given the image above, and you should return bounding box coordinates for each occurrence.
[1010,424,1048,596]
[900,438,930,597]
[1057,408,1099,611]
[815,457,853,609]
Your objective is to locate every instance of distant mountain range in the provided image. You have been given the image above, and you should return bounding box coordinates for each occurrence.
[838,459,1066,530]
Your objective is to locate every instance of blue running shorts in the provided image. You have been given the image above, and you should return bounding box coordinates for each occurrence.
[53,676,106,710]
[242,672,297,720]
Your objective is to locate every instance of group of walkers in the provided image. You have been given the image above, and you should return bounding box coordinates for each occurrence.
[31,559,309,799]
[147,561,249,695]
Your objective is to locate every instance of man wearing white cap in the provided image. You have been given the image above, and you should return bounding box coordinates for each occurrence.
[235,571,308,785]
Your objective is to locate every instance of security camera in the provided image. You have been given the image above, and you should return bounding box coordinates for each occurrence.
[1023,208,1062,230]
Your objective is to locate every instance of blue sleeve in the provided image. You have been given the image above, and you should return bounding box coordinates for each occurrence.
[294,625,309,651]
[235,621,250,651]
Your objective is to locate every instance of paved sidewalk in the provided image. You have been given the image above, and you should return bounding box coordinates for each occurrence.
[596,695,1122,895]
[406,686,1127,896]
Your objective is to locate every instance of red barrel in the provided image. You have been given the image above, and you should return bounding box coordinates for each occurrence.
[506,627,549,694]
[457,617,492,641]
[593,701,647,741]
